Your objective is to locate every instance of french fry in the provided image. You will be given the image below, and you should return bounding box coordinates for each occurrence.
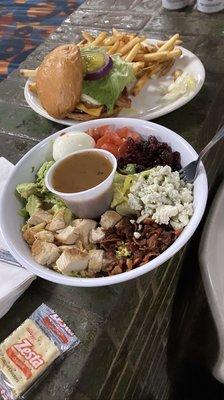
[104,36,117,46]
[77,39,86,46]
[133,53,147,62]
[141,43,157,53]
[118,40,125,51]
[132,61,145,75]
[112,28,121,37]
[143,48,182,62]
[158,33,179,52]
[91,32,107,46]
[158,60,175,77]
[119,36,141,56]
[82,31,94,43]
[172,69,183,81]
[28,82,37,94]
[20,69,37,78]
[125,42,141,62]
[108,40,120,55]
[157,39,182,47]
[131,71,150,96]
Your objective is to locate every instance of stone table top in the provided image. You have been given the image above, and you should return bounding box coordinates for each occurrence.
[0,1,224,399]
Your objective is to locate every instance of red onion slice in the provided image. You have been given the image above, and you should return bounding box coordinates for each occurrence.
[85,55,113,81]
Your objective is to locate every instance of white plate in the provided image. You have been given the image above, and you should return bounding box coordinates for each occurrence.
[24,42,205,126]
[0,118,208,287]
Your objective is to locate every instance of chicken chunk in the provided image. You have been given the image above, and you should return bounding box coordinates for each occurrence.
[89,227,105,243]
[28,209,52,226]
[31,239,60,266]
[34,230,54,243]
[100,211,122,230]
[56,248,89,274]
[71,219,97,246]
[58,245,79,253]
[46,210,66,231]
[22,222,46,245]
[88,250,105,275]
[55,225,78,245]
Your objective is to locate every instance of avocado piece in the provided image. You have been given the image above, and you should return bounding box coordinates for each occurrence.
[16,183,36,199]
[26,194,42,216]
[43,192,72,224]
[36,161,54,194]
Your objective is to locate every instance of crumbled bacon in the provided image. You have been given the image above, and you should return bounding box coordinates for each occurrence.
[98,217,178,276]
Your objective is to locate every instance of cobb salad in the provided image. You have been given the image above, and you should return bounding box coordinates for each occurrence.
[16,125,193,278]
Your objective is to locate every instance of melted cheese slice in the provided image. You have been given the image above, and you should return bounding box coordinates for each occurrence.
[75,103,103,117]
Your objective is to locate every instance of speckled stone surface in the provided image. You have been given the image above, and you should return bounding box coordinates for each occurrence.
[0,1,224,399]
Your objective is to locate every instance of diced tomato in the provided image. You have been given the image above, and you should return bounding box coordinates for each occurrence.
[97,133,123,148]
[86,125,113,141]
[108,133,123,146]
[86,128,101,142]
[96,135,108,147]
[117,127,141,141]
[101,142,119,157]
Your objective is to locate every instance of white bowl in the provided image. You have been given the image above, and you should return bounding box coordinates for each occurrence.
[0,118,208,287]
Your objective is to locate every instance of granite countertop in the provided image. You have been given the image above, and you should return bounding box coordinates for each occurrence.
[0,1,224,399]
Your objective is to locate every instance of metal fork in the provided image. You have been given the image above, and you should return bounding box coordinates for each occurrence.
[0,248,22,268]
[179,125,224,183]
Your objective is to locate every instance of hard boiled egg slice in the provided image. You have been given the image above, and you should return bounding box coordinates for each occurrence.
[53,132,95,161]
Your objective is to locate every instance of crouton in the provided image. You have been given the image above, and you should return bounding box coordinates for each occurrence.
[56,248,89,274]
[31,239,60,265]
[100,211,122,230]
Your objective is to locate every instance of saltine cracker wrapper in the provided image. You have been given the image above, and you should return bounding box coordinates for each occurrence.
[0,304,79,399]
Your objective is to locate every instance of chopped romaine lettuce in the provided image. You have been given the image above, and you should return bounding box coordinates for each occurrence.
[111,172,137,214]
[119,164,136,175]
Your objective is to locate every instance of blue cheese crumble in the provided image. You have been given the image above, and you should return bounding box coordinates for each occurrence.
[128,165,193,229]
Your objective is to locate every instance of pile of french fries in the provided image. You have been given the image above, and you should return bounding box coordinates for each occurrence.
[78,29,182,96]
[20,29,182,118]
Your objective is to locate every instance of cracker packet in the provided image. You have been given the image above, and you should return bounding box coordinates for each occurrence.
[0,303,79,399]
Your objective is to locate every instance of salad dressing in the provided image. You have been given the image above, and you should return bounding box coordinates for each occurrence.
[52,151,112,193]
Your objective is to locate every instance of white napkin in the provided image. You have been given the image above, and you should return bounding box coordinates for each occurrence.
[0,157,35,318]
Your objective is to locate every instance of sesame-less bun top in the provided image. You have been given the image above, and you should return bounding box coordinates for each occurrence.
[36,44,83,119]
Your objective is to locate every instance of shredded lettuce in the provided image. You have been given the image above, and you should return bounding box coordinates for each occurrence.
[119,164,136,175]
[82,55,135,113]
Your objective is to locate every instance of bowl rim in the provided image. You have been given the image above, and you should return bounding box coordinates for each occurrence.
[0,118,208,287]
